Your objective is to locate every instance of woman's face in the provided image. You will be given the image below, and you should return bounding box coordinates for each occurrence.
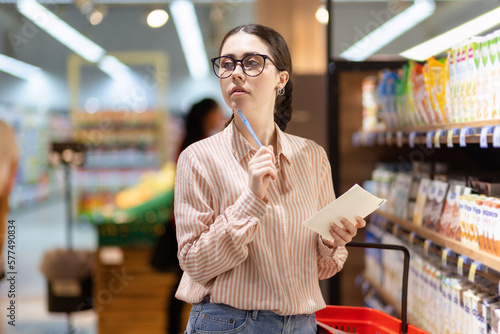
[219,32,287,120]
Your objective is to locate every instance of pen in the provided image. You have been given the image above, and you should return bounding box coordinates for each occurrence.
[237,110,263,148]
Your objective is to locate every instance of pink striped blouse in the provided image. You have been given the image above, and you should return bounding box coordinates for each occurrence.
[174,120,348,315]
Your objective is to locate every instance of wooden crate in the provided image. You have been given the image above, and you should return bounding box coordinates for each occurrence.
[94,246,191,334]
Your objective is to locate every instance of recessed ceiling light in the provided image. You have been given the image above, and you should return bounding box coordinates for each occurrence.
[147,9,169,28]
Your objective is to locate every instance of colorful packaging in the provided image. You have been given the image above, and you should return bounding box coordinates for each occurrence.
[424,57,447,123]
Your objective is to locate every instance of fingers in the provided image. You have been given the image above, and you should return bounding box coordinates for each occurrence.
[247,146,277,199]
[327,217,366,247]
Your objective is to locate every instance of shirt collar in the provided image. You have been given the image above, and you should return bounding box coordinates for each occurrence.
[227,120,292,166]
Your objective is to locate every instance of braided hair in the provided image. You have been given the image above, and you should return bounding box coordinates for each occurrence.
[219,24,293,131]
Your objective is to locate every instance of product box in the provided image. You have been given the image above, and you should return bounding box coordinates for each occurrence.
[413,178,432,226]
[422,180,449,232]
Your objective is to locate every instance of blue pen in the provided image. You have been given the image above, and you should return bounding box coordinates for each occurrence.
[237,110,263,148]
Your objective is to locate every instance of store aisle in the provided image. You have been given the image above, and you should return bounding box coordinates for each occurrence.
[0,197,98,334]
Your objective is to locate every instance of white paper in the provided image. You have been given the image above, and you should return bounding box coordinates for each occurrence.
[303,184,386,241]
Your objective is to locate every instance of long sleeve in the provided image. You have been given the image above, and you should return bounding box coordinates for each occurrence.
[175,149,268,285]
[315,147,348,280]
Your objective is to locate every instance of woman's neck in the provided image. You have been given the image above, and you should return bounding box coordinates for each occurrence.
[235,112,276,149]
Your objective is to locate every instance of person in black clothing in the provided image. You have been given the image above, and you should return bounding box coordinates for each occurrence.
[151,98,223,334]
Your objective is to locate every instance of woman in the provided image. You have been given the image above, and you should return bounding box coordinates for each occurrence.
[174,24,365,333]
[0,121,19,280]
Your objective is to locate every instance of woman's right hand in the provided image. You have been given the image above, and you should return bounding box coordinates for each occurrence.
[247,145,277,200]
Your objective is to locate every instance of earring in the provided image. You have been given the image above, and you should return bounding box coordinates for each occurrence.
[277,86,285,96]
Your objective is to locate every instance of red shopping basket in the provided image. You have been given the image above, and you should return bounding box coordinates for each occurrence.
[315,241,430,334]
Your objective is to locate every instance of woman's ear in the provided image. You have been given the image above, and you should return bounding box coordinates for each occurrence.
[278,70,289,88]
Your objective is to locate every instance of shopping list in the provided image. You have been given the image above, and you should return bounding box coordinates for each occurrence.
[303,184,386,241]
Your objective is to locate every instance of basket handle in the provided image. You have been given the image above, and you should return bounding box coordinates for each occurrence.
[346,241,410,334]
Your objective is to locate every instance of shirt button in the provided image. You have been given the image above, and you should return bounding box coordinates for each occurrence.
[257,211,263,217]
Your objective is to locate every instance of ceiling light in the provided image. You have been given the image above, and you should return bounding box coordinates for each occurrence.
[315,5,329,25]
[401,6,500,61]
[17,0,106,63]
[170,0,209,80]
[89,9,104,25]
[98,55,135,82]
[0,53,43,80]
[340,0,435,61]
[147,9,169,28]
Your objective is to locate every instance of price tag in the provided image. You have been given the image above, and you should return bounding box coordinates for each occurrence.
[459,127,471,147]
[468,261,481,282]
[442,248,451,267]
[426,131,435,149]
[493,126,500,148]
[457,255,469,276]
[352,132,361,147]
[409,232,416,247]
[480,126,494,148]
[409,131,417,148]
[386,132,393,145]
[396,131,404,147]
[377,132,385,146]
[447,129,455,148]
[434,129,443,148]
[424,239,432,257]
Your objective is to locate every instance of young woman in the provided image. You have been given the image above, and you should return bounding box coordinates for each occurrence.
[174,24,365,333]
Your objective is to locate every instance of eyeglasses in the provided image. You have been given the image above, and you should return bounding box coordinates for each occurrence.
[211,54,279,79]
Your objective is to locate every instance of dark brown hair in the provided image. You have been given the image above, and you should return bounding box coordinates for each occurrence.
[219,24,293,131]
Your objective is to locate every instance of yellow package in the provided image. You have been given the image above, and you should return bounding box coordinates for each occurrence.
[424,57,447,123]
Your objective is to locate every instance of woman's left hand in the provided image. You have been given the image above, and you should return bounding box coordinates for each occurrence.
[321,216,366,248]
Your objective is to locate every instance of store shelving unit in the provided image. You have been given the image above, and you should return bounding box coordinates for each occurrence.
[353,121,500,148]
[375,210,500,273]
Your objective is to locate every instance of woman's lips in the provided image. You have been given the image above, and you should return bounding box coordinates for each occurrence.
[231,87,248,96]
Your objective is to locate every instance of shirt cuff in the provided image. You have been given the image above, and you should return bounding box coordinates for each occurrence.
[233,188,268,222]
[318,236,338,258]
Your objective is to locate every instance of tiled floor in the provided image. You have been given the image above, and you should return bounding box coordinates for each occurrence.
[0,197,98,334]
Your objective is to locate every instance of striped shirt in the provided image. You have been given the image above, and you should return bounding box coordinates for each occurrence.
[174,120,348,315]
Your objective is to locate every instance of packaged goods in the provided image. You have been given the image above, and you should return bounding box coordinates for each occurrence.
[422,180,449,232]
[423,57,447,123]
[413,178,432,226]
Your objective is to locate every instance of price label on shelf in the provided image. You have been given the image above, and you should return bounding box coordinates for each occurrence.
[457,255,469,276]
[457,256,464,276]
[409,131,416,148]
[426,131,435,149]
[434,129,442,148]
[441,248,451,267]
[480,126,493,149]
[493,126,500,148]
[468,261,481,282]
[447,129,457,148]
[408,232,416,247]
[396,131,403,148]
[459,127,471,147]
[424,239,432,257]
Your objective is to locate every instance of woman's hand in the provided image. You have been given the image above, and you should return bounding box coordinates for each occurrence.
[247,145,277,200]
[322,216,366,248]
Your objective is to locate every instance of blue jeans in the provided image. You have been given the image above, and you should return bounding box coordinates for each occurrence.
[185,296,317,334]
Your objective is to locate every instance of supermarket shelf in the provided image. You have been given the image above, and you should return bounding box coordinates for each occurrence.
[354,120,500,148]
[362,272,423,329]
[366,120,500,133]
[376,210,500,272]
